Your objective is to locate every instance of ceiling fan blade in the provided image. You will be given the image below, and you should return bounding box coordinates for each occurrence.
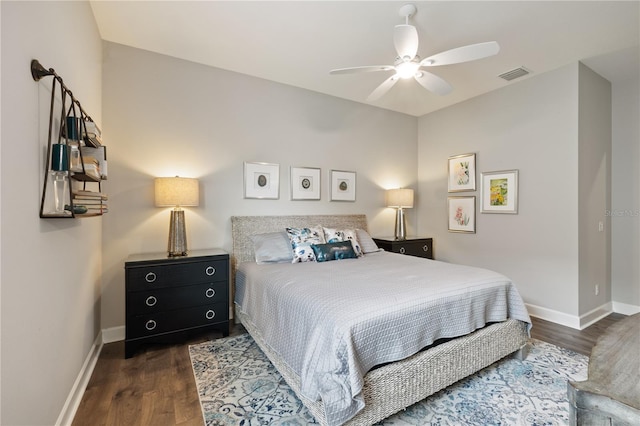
[414,71,453,96]
[394,24,419,59]
[420,41,500,67]
[330,65,395,75]
[367,75,399,101]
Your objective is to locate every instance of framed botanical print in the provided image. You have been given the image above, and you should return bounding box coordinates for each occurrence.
[243,162,280,199]
[330,170,356,201]
[448,153,476,192]
[448,196,476,233]
[290,167,320,200]
[481,170,519,214]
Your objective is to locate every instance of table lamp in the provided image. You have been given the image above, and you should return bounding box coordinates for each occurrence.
[386,188,414,240]
[155,176,199,256]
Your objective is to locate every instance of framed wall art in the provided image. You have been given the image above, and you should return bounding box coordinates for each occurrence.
[481,170,519,214]
[290,166,320,200]
[330,170,356,201]
[243,162,280,199]
[448,153,476,192]
[448,196,476,233]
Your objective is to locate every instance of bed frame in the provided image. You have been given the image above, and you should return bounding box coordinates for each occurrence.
[231,214,529,426]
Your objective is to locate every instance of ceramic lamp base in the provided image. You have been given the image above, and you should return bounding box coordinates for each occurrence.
[168,209,188,256]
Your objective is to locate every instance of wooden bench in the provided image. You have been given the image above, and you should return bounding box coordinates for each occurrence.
[568,313,640,425]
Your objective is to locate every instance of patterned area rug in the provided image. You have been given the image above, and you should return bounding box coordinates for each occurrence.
[189,334,587,426]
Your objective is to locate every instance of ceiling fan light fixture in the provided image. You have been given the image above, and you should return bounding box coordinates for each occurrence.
[396,61,420,79]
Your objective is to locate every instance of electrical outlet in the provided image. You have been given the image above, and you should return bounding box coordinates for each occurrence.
[595,284,600,296]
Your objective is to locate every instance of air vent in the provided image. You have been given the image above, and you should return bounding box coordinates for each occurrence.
[499,67,531,81]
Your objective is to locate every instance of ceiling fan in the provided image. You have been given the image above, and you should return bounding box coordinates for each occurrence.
[330,3,500,101]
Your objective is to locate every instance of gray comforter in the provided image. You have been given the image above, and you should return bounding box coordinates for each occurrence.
[235,251,531,425]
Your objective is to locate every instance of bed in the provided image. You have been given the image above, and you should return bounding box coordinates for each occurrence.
[231,214,531,426]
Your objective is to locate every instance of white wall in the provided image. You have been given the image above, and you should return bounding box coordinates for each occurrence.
[100,42,418,330]
[611,57,640,313]
[577,63,611,316]
[418,64,582,319]
[1,2,102,425]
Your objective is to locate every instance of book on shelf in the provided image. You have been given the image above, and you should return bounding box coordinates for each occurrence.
[80,146,107,179]
[82,120,102,148]
[73,199,106,206]
[72,190,108,200]
[82,207,108,214]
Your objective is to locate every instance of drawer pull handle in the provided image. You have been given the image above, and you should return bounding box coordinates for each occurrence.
[399,247,406,254]
[205,288,216,298]
[145,319,157,331]
[145,296,157,307]
[423,245,429,252]
[205,266,216,276]
[205,309,216,320]
[145,272,157,283]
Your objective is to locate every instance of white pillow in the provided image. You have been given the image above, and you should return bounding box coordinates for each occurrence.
[355,229,380,254]
[249,231,293,264]
[323,227,363,257]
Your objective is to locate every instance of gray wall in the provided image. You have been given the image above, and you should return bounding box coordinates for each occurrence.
[100,42,418,330]
[417,63,606,325]
[577,63,611,317]
[1,1,103,425]
[611,58,640,313]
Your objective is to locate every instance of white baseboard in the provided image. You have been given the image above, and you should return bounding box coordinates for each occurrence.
[526,303,582,329]
[55,332,103,426]
[526,301,638,330]
[612,301,640,315]
[102,325,125,343]
[578,302,613,329]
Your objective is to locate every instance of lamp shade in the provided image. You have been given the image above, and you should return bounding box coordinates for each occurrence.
[155,177,199,207]
[386,188,414,208]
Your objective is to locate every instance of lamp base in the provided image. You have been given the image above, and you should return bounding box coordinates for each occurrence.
[168,209,188,256]
[394,207,407,241]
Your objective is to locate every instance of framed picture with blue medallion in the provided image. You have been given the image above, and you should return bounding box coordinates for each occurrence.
[330,170,356,201]
[290,166,320,200]
[244,162,279,199]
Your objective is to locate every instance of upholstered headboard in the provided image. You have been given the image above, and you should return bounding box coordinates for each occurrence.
[230,214,368,267]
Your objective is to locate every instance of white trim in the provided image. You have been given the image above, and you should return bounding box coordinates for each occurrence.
[55,332,103,426]
[526,303,581,329]
[102,325,125,343]
[526,301,638,330]
[612,301,640,315]
[578,303,613,329]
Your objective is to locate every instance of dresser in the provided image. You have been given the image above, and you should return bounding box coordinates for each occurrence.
[124,248,229,358]
[372,237,433,259]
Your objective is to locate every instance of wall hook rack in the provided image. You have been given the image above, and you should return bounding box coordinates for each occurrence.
[32,59,108,218]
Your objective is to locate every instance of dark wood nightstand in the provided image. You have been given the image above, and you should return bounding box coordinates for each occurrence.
[124,248,230,358]
[372,237,433,259]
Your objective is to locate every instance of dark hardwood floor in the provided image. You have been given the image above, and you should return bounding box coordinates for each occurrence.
[72,314,627,426]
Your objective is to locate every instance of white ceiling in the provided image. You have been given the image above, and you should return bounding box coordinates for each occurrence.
[90,1,640,117]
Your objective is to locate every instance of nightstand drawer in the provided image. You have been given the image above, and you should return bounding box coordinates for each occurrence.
[126,302,228,339]
[126,281,228,314]
[373,237,433,259]
[394,240,432,257]
[126,258,228,291]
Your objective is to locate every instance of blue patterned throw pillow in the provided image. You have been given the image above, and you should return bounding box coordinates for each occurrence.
[285,225,326,263]
[311,241,357,262]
